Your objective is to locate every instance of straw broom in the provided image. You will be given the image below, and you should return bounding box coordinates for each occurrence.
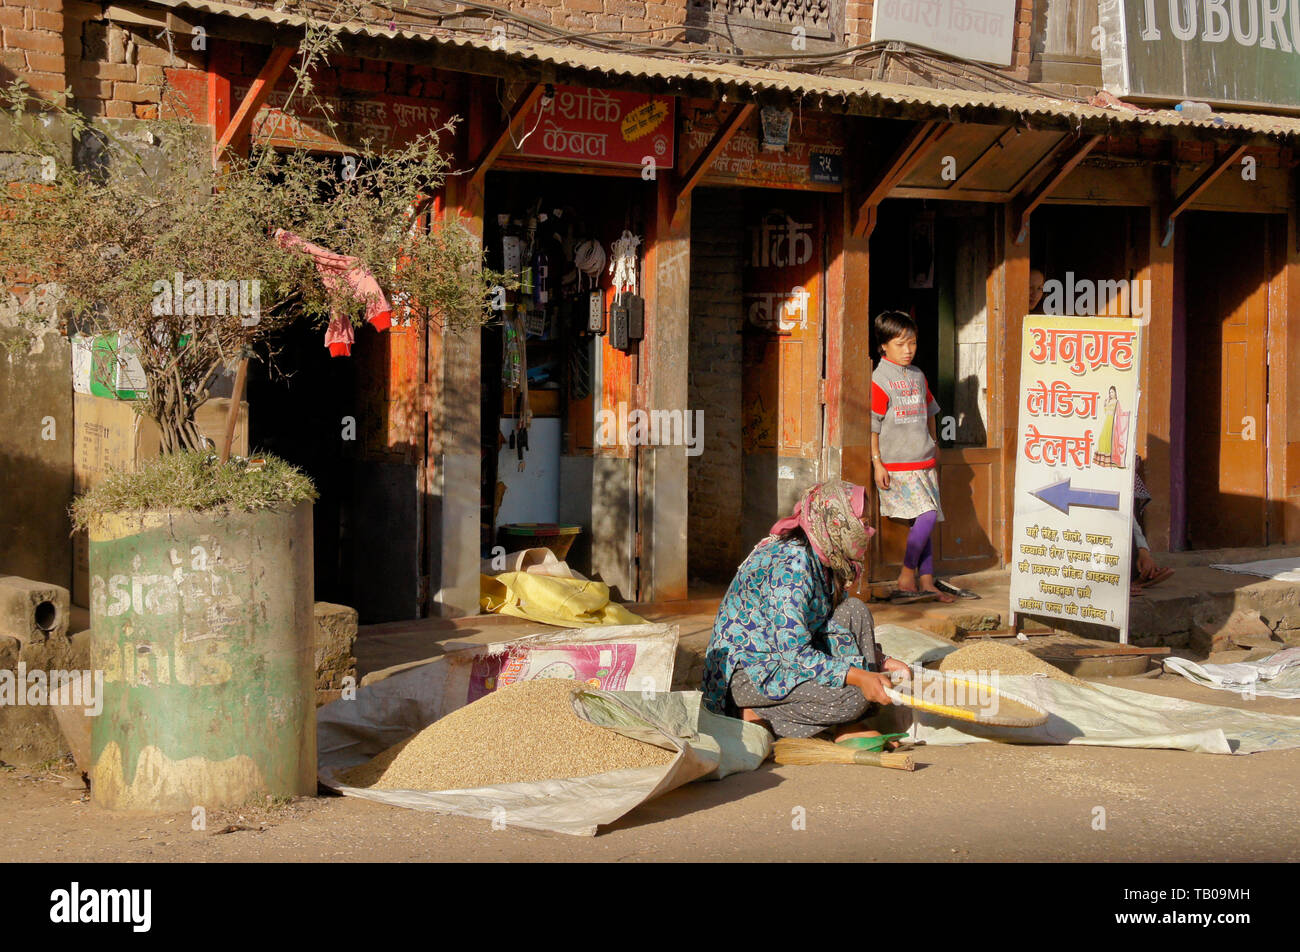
[773,738,915,771]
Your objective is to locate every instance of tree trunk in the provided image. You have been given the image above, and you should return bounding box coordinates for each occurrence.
[148,375,209,455]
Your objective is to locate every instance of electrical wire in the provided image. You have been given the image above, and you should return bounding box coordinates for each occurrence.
[307,0,1091,106]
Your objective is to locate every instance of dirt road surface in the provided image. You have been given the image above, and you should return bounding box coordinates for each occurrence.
[2,674,1296,863]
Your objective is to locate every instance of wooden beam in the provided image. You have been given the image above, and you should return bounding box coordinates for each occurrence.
[890,186,1019,204]
[1012,134,1102,244]
[213,44,297,164]
[207,43,232,144]
[950,124,1020,190]
[1140,202,1175,550]
[852,120,952,237]
[1004,132,1073,195]
[1159,143,1250,247]
[998,204,1029,562]
[466,82,546,197]
[671,102,756,228]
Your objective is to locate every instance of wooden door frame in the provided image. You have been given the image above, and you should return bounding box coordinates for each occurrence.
[867,202,1004,580]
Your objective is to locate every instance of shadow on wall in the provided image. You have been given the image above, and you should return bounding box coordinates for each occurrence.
[953,373,987,446]
[0,330,74,589]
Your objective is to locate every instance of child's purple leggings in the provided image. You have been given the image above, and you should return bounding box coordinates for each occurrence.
[904,509,939,577]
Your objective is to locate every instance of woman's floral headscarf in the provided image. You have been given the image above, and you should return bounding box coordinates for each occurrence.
[770,479,875,589]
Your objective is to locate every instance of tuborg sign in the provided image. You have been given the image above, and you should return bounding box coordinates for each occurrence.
[1100,0,1300,111]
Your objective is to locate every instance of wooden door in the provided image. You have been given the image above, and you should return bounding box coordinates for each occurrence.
[1185,213,1270,548]
[741,193,825,551]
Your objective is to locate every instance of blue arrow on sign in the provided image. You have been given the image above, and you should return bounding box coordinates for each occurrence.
[1031,478,1120,515]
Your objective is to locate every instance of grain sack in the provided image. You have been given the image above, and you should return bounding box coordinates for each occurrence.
[318,657,772,835]
[342,679,675,791]
[939,640,1090,688]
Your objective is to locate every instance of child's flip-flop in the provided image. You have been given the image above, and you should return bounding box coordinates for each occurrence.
[935,578,981,599]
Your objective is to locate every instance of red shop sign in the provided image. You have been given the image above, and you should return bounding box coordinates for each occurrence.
[511,85,675,170]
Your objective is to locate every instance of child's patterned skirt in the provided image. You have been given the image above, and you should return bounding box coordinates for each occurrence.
[879,468,945,522]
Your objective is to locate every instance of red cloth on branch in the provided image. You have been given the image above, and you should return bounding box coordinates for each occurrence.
[273,228,393,356]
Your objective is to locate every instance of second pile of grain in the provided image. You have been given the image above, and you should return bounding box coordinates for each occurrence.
[341,679,677,791]
[938,640,1090,688]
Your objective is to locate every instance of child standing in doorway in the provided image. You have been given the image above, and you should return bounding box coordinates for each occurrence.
[871,310,955,603]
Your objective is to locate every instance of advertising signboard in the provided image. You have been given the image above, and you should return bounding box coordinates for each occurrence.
[1009,316,1144,642]
[508,85,676,170]
[1100,0,1300,110]
[871,0,1018,67]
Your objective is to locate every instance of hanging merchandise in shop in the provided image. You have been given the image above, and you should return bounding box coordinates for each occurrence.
[487,187,646,477]
[608,230,644,353]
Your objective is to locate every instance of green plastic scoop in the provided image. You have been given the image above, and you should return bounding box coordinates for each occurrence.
[834,732,908,752]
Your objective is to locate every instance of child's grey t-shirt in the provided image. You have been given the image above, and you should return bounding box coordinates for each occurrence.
[871,358,939,471]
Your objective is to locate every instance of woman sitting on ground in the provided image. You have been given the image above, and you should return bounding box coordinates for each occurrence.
[701,479,910,742]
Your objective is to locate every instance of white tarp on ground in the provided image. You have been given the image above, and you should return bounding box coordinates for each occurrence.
[874,624,1300,755]
[1163,648,1300,700]
[317,624,771,836]
[1210,556,1300,582]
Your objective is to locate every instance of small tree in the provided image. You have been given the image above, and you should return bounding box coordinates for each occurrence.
[0,53,498,454]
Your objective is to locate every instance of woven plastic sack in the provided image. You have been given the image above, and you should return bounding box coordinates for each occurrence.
[317,626,770,836]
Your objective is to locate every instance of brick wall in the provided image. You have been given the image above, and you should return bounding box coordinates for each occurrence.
[845,0,871,47]
[0,0,66,99]
[687,188,744,583]
[63,14,206,120]
[460,0,686,36]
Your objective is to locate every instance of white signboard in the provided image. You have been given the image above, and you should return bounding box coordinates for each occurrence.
[871,0,1017,67]
[1009,316,1144,642]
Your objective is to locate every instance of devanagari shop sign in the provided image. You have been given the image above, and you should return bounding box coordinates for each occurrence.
[1009,316,1144,642]
[511,85,676,170]
[871,0,1017,67]
[1099,0,1300,110]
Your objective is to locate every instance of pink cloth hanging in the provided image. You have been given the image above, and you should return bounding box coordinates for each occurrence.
[273,228,393,356]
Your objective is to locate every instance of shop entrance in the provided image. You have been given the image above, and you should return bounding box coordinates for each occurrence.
[868,199,1000,581]
[481,169,653,600]
[1182,211,1272,549]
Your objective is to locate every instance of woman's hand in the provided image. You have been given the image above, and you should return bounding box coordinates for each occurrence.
[846,667,894,705]
[1135,547,1158,580]
[873,459,890,491]
[882,657,912,682]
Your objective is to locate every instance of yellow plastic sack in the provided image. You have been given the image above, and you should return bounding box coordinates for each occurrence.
[480,572,647,627]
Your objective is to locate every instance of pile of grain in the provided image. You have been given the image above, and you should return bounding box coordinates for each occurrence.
[340,679,676,791]
[938,640,1090,688]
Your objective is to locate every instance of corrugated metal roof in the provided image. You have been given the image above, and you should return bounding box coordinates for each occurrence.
[138,0,1300,143]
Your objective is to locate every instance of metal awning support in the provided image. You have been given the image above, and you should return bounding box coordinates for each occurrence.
[853,120,952,238]
[212,43,297,165]
[467,82,547,197]
[671,102,756,229]
[1159,143,1250,247]
[1012,133,1102,244]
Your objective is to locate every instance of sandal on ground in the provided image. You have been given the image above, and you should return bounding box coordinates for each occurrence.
[935,578,981,599]
[1140,566,1175,589]
[889,589,938,605]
